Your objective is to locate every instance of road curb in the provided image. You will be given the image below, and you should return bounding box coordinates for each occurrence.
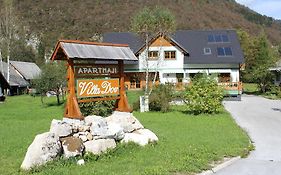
[197,156,241,175]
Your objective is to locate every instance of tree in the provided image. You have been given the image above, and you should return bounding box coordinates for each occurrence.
[131,6,176,96]
[0,0,18,89]
[238,30,278,92]
[34,62,66,104]
[237,29,257,82]
[251,33,277,92]
[184,74,224,115]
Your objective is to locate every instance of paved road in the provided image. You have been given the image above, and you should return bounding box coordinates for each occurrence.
[216,95,281,175]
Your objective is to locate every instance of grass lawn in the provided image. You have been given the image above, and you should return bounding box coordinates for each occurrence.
[243,83,259,94]
[243,83,281,100]
[0,93,250,175]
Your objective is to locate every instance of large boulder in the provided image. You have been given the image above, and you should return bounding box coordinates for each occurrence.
[50,119,72,137]
[21,132,61,170]
[90,117,109,139]
[121,133,149,146]
[106,111,144,133]
[84,139,116,155]
[89,117,125,140]
[107,123,125,141]
[84,115,103,126]
[60,136,84,158]
[133,129,158,142]
[62,118,85,126]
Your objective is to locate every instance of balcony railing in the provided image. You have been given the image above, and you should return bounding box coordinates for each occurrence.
[218,82,243,91]
[172,82,243,93]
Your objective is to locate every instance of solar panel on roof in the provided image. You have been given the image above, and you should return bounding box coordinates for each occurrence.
[225,47,232,56]
[215,35,222,42]
[217,47,224,56]
[222,35,229,42]
[208,35,215,42]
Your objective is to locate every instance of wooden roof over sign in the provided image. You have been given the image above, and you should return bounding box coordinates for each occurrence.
[51,40,138,61]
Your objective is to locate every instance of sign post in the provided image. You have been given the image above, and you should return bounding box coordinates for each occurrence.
[50,40,137,120]
[64,60,131,120]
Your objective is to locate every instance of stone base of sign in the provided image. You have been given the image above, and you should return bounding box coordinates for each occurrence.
[20,111,158,171]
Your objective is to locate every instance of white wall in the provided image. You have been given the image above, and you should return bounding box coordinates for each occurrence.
[127,46,241,84]
[137,46,185,83]
[160,73,177,84]
[138,46,184,71]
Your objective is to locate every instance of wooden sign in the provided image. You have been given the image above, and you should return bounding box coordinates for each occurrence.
[77,79,119,98]
[75,65,118,76]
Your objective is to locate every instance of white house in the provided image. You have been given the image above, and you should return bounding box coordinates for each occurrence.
[103,30,244,96]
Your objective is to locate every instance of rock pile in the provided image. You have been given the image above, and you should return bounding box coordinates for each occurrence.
[20,111,158,170]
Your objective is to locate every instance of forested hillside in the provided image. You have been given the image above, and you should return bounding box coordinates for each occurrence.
[0,0,281,65]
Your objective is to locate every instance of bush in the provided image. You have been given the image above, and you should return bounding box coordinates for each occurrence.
[185,74,224,115]
[149,84,174,112]
[133,99,140,111]
[79,100,115,117]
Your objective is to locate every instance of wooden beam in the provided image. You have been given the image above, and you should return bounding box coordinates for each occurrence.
[64,60,83,120]
[116,60,132,112]
[78,96,120,103]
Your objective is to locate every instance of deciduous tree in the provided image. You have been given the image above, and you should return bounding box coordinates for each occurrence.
[131,6,176,95]
[34,62,66,104]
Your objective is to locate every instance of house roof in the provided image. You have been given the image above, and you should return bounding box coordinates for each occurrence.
[10,61,41,80]
[0,72,9,89]
[51,40,138,61]
[0,62,29,87]
[103,30,244,64]
[103,32,144,54]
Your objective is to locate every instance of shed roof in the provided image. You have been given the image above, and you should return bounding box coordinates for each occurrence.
[0,62,29,87]
[10,61,41,80]
[51,40,138,61]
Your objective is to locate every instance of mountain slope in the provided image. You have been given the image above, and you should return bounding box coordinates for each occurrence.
[10,0,281,49]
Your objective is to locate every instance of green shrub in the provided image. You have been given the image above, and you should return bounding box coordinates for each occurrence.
[133,99,140,111]
[79,100,115,117]
[185,74,224,115]
[149,84,174,112]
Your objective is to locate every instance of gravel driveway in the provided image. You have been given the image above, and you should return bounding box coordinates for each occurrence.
[215,95,281,175]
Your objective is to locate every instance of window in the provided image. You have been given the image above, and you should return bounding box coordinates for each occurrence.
[208,34,229,43]
[130,78,141,89]
[176,73,184,83]
[164,51,176,60]
[204,48,212,55]
[148,51,158,60]
[217,47,233,56]
[218,73,231,83]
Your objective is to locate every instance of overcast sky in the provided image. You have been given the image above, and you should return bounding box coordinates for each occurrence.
[235,0,281,20]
